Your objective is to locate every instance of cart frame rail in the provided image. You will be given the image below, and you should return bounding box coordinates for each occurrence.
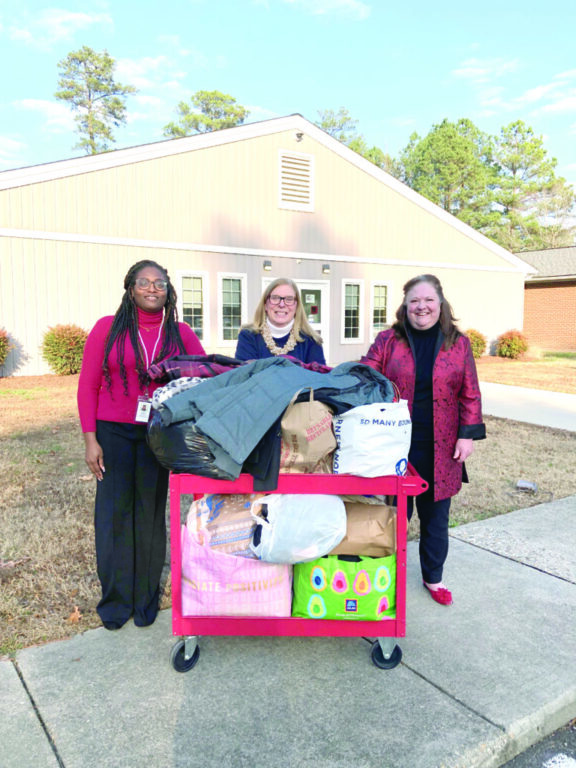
[169,469,427,642]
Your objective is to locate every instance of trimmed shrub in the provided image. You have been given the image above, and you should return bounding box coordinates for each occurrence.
[41,324,88,375]
[0,328,13,368]
[495,329,529,360]
[465,329,486,359]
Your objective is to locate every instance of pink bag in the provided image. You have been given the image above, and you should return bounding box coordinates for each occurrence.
[181,526,293,617]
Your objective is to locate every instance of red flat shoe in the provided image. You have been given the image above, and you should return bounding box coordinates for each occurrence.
[423,582,453,606]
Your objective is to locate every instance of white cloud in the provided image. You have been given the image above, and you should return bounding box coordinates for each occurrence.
[156,35,212,67]
[515,82,563,105]
[452,57,519,83]
[555,70,576,80]
[282,0,371,21]
[8,8,112,49]
[476,85,506,107]
[116,56,174,90]
[540,93,576,114]
[15,99,75,132]
[0,136,26,169]
[134,94,166,108]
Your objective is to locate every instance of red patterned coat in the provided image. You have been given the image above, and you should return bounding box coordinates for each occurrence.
[360,329,485,501]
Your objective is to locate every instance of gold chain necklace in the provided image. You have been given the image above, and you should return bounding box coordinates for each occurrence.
[261,324,298,356]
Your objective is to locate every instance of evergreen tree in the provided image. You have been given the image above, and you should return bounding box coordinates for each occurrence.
[316,107,359,144]
[163,90,249,137]
[488,120,575,250]
[55,46,136,154]
[399,118,496,228]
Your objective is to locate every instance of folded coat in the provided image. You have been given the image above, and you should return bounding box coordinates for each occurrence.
[153,357,395,480]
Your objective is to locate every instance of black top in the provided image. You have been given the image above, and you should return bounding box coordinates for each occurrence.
[408,321,440,441]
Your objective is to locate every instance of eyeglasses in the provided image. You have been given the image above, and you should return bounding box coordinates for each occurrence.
[134,277,168,291]
[268,294,296,306]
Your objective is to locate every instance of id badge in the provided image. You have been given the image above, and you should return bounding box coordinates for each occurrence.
[135,396,152,423]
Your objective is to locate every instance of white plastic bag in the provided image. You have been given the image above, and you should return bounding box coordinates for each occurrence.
[250,494,346,564]
[332,400,411,477]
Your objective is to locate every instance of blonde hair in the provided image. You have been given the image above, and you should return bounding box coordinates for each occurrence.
[244,277,323,344]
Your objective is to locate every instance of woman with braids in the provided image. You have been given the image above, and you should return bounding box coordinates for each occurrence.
[77,260,204,630]
[235,278,325,363]
[360,274,485,607]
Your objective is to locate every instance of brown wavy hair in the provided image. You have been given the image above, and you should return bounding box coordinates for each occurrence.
[392,274,461,350]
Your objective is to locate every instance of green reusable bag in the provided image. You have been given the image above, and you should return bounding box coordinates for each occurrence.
[291,554,396,621]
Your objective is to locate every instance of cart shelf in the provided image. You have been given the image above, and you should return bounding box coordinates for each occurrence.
[169,469,427,671]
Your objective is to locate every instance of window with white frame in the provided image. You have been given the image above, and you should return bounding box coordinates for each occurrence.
[181,274,205,341]
[278,150,314,212]
[218,274,247,344]
[342,280,364,343]
[371,283,389,338]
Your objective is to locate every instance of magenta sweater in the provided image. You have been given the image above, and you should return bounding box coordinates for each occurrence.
[77,308,205,432]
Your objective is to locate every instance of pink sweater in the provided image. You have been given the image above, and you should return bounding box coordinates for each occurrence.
[77,308,205,432]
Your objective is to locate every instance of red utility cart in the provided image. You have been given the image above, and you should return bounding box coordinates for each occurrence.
[169,468,427,672]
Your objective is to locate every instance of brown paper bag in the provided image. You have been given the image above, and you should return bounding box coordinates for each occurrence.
[280,389,336,473]
[329,503,396,556]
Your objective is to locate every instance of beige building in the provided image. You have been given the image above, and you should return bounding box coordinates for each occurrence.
[0,114,533,376]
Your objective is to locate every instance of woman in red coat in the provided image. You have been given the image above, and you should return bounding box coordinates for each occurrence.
[361,274,485,606]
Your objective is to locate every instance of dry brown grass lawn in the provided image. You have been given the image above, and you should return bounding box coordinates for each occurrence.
[476,355,576,393]
[1,367,575,655]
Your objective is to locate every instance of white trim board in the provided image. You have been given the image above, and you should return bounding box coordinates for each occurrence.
[0,227,532,274]
[0,113,535,275]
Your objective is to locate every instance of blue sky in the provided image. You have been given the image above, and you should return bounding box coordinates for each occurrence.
[1,0,575,187]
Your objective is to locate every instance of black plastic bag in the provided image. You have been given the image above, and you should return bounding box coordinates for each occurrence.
[147,408,232,478]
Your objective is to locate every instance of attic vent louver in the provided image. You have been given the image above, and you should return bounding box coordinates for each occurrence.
[279,151,314,211]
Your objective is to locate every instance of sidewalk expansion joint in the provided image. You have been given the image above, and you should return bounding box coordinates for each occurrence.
[449,538,576,586]
[12,660,66,768]
[402,661,507,733]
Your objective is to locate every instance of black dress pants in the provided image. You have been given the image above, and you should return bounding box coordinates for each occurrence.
[94,420,169,627]
[407,439,451,584]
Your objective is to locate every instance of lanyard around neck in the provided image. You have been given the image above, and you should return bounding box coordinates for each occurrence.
[138,326,163,371]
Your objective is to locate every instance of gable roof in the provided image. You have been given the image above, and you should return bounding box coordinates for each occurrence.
[519,246,576,281]
[0,113,534,274]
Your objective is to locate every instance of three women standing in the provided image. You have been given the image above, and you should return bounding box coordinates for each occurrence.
[78,260,204,630]
[79,266,483,622]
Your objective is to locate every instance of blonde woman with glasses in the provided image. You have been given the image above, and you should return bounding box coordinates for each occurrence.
[235,278,325,364]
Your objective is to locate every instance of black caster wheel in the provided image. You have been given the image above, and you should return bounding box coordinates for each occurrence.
[371,642,402,670]
[170,640,200,673]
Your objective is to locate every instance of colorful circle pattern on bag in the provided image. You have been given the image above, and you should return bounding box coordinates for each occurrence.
[307,594,327,618]
[292,554,397,621]
[331,570,348,593]
[310,566,327,591]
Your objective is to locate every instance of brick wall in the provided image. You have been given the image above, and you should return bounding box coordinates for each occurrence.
[523,281,576,351]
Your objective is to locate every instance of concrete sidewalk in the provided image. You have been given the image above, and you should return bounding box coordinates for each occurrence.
[2,494,575,768]
[480,381,576,431]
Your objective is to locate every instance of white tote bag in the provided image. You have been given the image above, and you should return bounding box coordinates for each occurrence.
[332,400,412,477]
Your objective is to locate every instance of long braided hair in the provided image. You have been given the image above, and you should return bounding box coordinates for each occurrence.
[102,260,187,394]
